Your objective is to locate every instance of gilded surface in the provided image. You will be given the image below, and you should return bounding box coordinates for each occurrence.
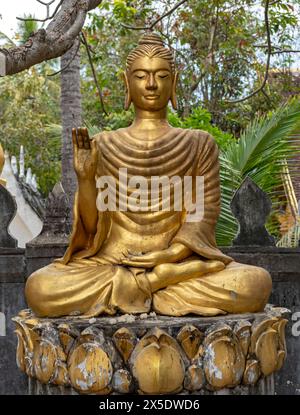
[24,33,272,318]
[12,309,288,394]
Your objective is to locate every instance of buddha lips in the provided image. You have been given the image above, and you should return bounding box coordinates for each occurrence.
[96,167,205,223]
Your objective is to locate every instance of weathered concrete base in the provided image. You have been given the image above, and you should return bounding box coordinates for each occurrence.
[13,306,288,395]
[28,374,275,395]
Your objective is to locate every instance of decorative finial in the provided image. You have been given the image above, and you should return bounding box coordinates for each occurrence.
[11,156,18,176]
[19,145,25,179]
[26,167,32,185]
[31,174,38,192]
[230,176,275,246]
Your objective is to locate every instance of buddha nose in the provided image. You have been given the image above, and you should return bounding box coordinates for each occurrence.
[146,73,157,90]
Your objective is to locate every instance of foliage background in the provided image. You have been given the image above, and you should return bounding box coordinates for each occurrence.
[0,0,300,245]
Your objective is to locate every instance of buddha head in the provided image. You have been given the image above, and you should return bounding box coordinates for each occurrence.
[123,33,178,112]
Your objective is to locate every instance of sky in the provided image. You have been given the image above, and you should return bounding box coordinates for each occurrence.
[0,0,52,37]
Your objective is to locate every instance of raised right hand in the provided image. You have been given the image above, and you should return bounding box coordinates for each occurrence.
[72,127,98,181]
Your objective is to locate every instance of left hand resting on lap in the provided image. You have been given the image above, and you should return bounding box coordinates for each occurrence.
[121,243,192,268]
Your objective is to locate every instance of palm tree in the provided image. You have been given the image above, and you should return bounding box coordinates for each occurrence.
[18,14,82,216]
[60,38,82,221]
[217,98,300,246]
[14,14,82,216]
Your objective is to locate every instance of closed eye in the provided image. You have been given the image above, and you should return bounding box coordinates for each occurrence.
[158,74,169,78]
[134,71,147,79]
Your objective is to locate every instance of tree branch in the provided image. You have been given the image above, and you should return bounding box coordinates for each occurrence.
[37,0,56,4]
[37,0,56,20]
[121,0,188,31]
[17,0,64,23]
[87,0,102,11]
[254,44,300,54]
[0,0,102,76]
[225,0,271,104]
[47,35,80,76]
[261,88,271,104]
[80,32,108,116]
[271,49,300,55]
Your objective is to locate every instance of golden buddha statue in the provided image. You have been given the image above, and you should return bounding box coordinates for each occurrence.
[25,33,272,318]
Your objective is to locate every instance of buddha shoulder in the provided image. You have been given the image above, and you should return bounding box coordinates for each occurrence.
[91,130,120,153]
[175,128,218,151]
[92,128,218,152]
[92,130,114,143]
[194,129,216,145]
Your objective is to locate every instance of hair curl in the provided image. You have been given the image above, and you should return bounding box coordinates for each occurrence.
[126,33,175,73]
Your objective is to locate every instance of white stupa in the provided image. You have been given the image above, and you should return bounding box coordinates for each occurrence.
[1,147,43,248]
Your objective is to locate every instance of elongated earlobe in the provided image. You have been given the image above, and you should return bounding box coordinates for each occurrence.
[171,71,179,110]
[122,71,132,111]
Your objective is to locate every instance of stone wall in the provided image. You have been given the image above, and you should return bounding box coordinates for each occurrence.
[0,247,27,394]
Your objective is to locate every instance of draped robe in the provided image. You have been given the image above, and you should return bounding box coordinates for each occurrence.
[25,128,272,317]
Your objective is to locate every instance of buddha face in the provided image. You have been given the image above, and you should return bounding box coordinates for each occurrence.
[126,57,175,111]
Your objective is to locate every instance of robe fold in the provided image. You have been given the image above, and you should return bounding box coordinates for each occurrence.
[25,128,272,317]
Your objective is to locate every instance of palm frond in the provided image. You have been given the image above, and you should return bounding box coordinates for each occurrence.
[217,98,300,246]
[44,123,62,137]
[225,99,300,174]
[277,221,300,248]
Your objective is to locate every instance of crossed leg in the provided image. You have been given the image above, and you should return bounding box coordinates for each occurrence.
[152,260,272,316]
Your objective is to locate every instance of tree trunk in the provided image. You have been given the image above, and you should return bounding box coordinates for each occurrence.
[60,38,81,226]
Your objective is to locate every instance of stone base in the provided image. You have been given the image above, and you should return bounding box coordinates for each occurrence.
[12,306,289,395]
[27,374,276,395]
